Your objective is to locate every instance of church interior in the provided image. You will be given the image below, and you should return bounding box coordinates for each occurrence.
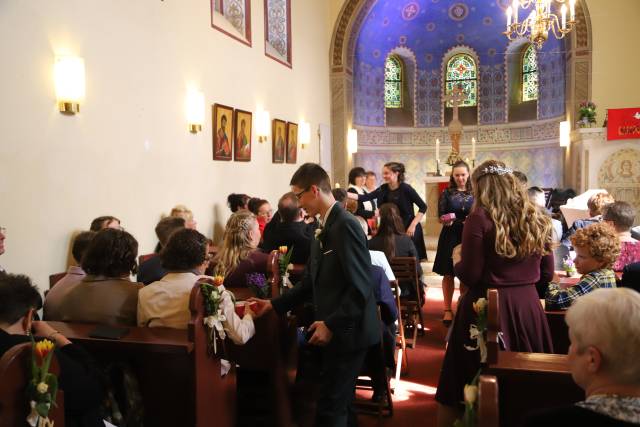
[1,0,640,426]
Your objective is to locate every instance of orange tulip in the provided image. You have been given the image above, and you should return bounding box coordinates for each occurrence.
[278,246,288,254]
[35,339,54,365]
[212,275,224,286]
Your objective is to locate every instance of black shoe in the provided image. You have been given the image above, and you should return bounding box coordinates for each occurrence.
[442,309,454,327]
[371,391,389,406]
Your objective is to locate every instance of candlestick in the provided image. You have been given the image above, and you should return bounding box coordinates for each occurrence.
[471,137,476,160]
[435,138,440,163]
[436,159,441,176]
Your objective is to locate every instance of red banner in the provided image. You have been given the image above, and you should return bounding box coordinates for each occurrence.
[607,108,640,141]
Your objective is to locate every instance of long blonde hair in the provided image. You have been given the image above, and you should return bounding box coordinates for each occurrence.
[214,211,257,276]
[472,160,552,259]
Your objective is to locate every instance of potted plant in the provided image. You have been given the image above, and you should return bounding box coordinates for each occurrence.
[578,101,597,128]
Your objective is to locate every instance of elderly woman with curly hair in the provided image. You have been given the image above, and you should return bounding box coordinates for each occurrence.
[57,228,143,326]
[526,288,640,425]
[436,160,555,426]
[546,222,620,310]
[214,210,269,288]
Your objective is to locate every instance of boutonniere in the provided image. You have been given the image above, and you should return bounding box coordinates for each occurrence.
[315,226,325,249]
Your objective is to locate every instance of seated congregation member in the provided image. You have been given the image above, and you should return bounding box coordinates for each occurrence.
[227,193,250,213]
[620,262,640,293]
[525,288,640,426]
[0,274,105,426]
[137,228,255,342]
[436,160,554,427]
[355,215,396,282]
[89,215,121,231]
[529,186,563,243]
[59,228,142,326]
[248,197,273,238]
[170,204,197,229]
[364,264,398,404]
[137,216,185,285]
[44,231,96,320]
[214,210,269,288]
[332,187,348,209]
[261,192,313,264]
[561,191,615,247]
[368,203,423,298]
[347,167,375,220]
[546,223,619,310]
[603,201,640,271]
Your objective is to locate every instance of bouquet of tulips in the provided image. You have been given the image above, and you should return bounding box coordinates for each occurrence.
[26,338,58,426]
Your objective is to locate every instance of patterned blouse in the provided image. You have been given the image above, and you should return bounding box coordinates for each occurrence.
[577,395,640,424]
[613,240,640,272]
[545,268,617,310]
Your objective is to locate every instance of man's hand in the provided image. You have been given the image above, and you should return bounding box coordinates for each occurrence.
[308,321,333,346]
[247,298,273,318]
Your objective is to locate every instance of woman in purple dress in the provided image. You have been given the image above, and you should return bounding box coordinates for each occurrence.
[435,160,554,426]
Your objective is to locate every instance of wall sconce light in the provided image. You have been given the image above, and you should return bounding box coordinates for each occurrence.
[559,120,570,147]
[299,121,311,149]
[256,110,270,142]
[347,128,358,154]
[186,89,205,133]
[54,55,85,114]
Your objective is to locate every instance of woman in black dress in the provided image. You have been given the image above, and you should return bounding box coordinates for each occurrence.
[347,167,376,221]
[351,162,428,260]
[432,160,473,326]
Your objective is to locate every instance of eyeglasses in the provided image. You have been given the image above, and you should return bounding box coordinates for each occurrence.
[295,187,310,200]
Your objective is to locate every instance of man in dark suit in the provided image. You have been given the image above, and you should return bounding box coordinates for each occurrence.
[261,192,313,264]
[252,163,380,427]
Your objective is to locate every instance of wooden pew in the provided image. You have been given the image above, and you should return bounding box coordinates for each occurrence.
[484,290,583,427]
[0,342,65,427]
[545,309,570,354]
[477,374,499,427]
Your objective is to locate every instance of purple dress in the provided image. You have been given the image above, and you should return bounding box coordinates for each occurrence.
[435,207,554,407]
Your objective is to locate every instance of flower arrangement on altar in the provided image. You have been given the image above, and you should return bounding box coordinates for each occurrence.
[278,245,295,293]
[578,101,597,127]
[562,255,577,277]
[464,297,488,364]
[201,275,234,356]
[27,339,58,427]
[246,272,270,298]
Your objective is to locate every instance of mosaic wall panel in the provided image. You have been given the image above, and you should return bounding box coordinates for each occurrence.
[479,64,506,125]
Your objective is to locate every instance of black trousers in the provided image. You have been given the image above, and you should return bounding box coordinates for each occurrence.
[313,347,368,427]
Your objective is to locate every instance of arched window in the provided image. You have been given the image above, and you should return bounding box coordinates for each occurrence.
[384,56,403,109]
[522,44,538,102]
[445,54,477,107]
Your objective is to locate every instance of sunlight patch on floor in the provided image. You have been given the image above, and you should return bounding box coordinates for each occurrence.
[390,379,438,401]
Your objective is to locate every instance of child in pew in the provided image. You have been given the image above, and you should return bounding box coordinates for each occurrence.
[545,223,619,310]
[138,228,255,345]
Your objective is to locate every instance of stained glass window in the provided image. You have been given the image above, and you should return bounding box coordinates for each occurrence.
[522,44,538,102]
[445,54,477,107]
[385,56,403,109]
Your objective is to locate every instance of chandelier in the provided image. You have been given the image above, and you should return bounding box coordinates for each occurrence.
[503,0,576,49]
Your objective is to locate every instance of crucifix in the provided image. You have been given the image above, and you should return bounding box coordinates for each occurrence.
[442,85,467,166]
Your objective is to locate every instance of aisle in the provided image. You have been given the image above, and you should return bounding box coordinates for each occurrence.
[358,286,460,427]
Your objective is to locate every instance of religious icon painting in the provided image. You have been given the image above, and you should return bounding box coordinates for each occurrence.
[213,103,234,161]
[233,109,252,162]
[286,122,298,164]
[272,119,286,163]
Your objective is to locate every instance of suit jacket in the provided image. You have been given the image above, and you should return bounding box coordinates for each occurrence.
[261,221,313,264]
[271,203,380,353]
[137,254,168,286]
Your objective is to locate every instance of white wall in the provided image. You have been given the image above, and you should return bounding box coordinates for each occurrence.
[0,0,332,288]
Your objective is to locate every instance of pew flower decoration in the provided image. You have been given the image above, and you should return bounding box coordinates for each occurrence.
[278,245,295,293]
[465,297,488,363]
[246,272,270,299]
[562,256,577,277]
[454,370,481,427]
[27,338,58,427]
[201,275,235,355]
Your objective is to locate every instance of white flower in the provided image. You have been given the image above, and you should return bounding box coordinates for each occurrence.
[36,382,49,394]
[314,228,322,239]
[287,263,294,271]
[473,298,487,314]
[464,384,478,404]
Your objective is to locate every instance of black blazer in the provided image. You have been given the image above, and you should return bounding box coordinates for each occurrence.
[261,221,313,264]
[272,203,380,353]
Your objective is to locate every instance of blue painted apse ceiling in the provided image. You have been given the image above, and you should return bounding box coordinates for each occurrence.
[354,0,566,127]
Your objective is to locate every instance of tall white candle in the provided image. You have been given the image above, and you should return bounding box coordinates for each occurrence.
[435,138,440,162]
[471,137,476,160]
[506,6,512,27]
[561,4,567,29]
[569,0,575,21]
[513,0,519,24]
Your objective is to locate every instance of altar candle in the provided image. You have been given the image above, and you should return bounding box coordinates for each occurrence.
[435,138,440,162]
[561,4,567,29]
[471,137,476,160]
